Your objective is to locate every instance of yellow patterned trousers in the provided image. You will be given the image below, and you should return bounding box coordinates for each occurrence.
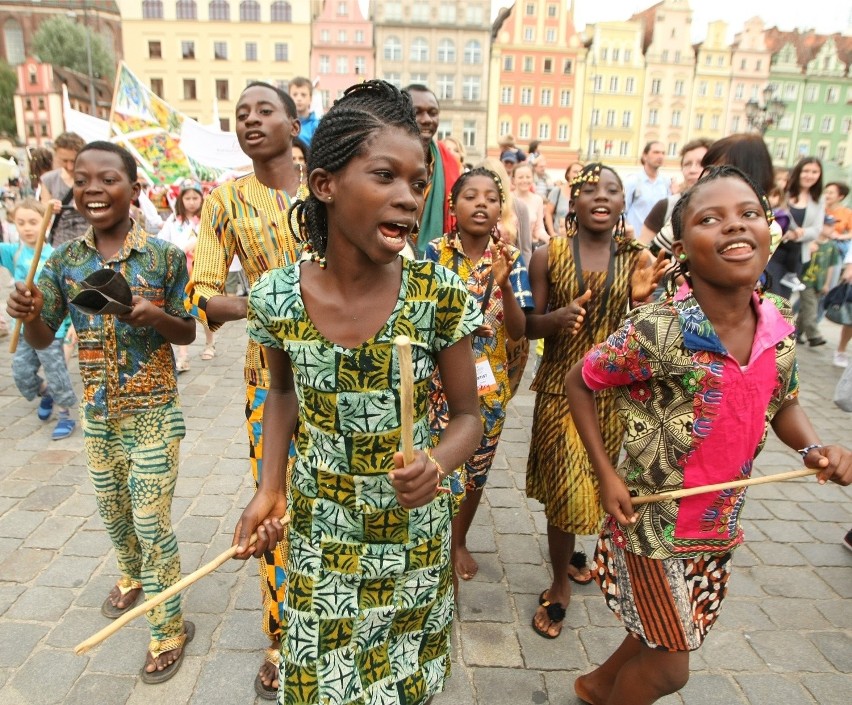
[82,401,185,642]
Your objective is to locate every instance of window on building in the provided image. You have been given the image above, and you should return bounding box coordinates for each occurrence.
[557,123,569,141]
[667,142,678,157]
[612,48,620,62]
[499,120,511,136]
[183,78,197,100]
[150,78,163,95]
[559,89,571,107]
[671,110,682,127]
[463,120,476,148]
[800,114,813,132]
[355,30,364,43]
[384,37,402,62]
[620,141,630,156]
[538,122,550,140]
[519,121,530,139]
[624,49,631,62]
[661,50,668,62]
[438,39,456,63]
[336,57,348,74]
[674,50,681,63]
[354,56,366,74]
[520,87,533,105]
[524,27,535,41]
[501,86,513,104]
[734,83,744,100]
[710,115,719,130]
[591,109,599,126]
[439,2,457,23]
[182,41,195,59]
[674,80,684,96]
[209,1,230,21]
[240,0,260,21]
[503,56,514,71]
[841,117,851,134]
[465,6,483,24]
[383,72,401,87]
[563,59,573,74]
[270,1,292,21]
[337,1,348,15]
[27,124,35,137]
[245,42,257,61]
[384,2,401,20]
[149,40,162,58]
[784,83,797,100]
[412,3,430,22]
[731,115,740,132]
[3,19,25,64]
[543,58,553,73]
[338,30,347,42]
[540,88,552,106]
[319,55,330,73]
[40,122,48,136]
[526,3,535,15]
[609,76,618,92]
[821,116,834,133]
[622,111,632,128]
[216,79,229,100]
[546,29,556,43]
[625,77,635,93]
[320,29,330,42]
[436,120,452,140]
[464,40,482,64]
[592,75,602,92]
[651,79,661,95]
[142,0,164,19]
[411,37,429,62]
[176,0,197,19]
[604,140,613,156]
[214,41,227,60]
[547,4,557,16]
[648,109,658,126]
[805,85,818,102]
[695,114,704,129]
[698,81,707,97]
[524,57,534,72]
[606,110,615,127]
[462,76,481,101]
[274,43,288,61]
[409,72,428,84]
[714,82,723,98]
[827,86,839,103]
[600,48,608,61]
[438,74,454,100]
[24,97,32,110]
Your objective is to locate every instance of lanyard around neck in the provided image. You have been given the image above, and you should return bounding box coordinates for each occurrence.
[571,235,617,336]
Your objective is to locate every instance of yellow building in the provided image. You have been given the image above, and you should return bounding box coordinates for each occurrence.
[576,21,645,169]
[115,0,311,129]
[690,20,732,143]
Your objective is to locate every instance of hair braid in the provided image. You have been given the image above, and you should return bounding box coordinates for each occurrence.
[298,80,421,258]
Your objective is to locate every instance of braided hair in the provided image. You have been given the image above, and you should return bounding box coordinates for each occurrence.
[449,167,506,213]
[666,164,775,293]
[291,80,421,258]
[563,162,628,242]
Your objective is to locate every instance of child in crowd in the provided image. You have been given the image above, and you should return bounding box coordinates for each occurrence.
[525,163,666,640]
[565,165,852,705]
[796,216,842,347]
[0,198,77,439]
[425,167,533,583]
[157,179,216,370]
[232,80,483,705]
[288,76,320,146]
[7,142,196,684]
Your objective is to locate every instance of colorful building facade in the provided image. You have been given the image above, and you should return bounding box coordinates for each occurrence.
[690,20,732,144]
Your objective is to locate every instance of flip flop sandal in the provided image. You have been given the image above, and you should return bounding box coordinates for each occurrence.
[101,578,143,619]
[568,550,594,585]
[140,620,195,684]
[254,646,280,700]
[532,597,567,639]
[201,345,216,361]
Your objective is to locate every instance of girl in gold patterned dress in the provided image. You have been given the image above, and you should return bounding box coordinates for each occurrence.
[525,163,666,639]
[232,80,483,705]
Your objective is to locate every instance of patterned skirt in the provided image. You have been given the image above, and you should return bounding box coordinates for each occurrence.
[593,528,732,652]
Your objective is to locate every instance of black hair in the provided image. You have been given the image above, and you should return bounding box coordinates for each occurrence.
[242,81,297,119]
[77,141,137,182]
[564,162,627,240]
[826,181,850,200]
[786,156,823,202]
[293,79,421,257]
[701,133,775,195]
[449,167,506,212]
[292,136,311,163]
[403,83,440,107]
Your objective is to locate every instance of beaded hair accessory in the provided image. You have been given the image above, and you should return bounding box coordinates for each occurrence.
[448,168,506,213]
[565,163,628,244]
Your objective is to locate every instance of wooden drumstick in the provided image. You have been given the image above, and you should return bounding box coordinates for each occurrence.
[9,207,54,353]
[395,335,415,464]
[74,515,290,655]
[630,468,820,505]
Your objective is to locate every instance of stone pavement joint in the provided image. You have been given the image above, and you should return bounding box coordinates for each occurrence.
[0,306,849,704]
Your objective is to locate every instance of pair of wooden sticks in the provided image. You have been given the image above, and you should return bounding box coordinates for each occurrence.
[73,335,823,654]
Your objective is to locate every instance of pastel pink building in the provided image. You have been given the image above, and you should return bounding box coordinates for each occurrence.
[311,0,374,110]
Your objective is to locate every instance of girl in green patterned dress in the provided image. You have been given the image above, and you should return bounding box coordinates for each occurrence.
[232,80,483,705]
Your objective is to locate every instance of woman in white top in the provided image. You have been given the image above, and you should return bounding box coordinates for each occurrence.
[158,180,216,371]
[513,163,548,249]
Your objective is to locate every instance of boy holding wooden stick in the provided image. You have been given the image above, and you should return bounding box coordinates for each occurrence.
[6,142,196,684]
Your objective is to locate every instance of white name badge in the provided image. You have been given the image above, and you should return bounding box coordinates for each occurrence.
[475,356,498,397]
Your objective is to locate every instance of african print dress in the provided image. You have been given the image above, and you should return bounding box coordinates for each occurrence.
[247,258,481,705]
[526,235,645,535]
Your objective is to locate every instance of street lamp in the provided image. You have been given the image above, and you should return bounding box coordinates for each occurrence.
[66,5,97,116]
[745,85,785,135]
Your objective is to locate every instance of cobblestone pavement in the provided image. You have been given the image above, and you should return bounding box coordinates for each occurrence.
[0,292,850,704]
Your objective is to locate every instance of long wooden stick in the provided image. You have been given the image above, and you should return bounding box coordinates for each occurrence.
[631,468,820,506]
[395,335,415,464]
[74,515,290,655]
[9,207,54,353]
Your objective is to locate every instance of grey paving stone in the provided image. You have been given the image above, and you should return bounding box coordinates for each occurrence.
[183,651,257,705]
[0,622,49,668]
[471,667,546,703]
[457,581,514,623]
[504,561,551,597]
[485,487,526,508]
[801,673,852,705]
[577,627,627,666]
[35,555,100,589]
[795,541,852,567]
[759,597,833,630]
[64,673,136,705]
[0,508,48,538]
[747,629,834,672]
[63,529,113,557]
[58,493,97,518]
[0,546,55,582]
[183,572,239,615]
[817,566,852,598]
[749,565,837,598]
[807,630,852,672]
[460,623,523,667]
[734,674,817,705]
[798,501,852,523]
[747,519,814,542]
[5,585,76,621]
[465,524,498,554]
[748,541,810,566]
[495,533,546,565]
[174,515,220,544]
[1,650,87,705]
[24,515,86,550]
[491,506,536,534]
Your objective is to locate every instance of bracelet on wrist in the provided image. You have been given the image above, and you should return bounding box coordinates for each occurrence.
[797,443,822,459]
[425,449,451,495]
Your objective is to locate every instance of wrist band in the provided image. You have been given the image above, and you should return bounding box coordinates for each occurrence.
[797,443,822,458]
[426,449,451,494]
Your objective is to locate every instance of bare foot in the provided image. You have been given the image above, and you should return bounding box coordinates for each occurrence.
[454,545,479,581]
[107,584,142,611]
[574,671,609,705]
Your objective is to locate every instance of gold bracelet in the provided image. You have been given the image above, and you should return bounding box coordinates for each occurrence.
[425,449,451,494]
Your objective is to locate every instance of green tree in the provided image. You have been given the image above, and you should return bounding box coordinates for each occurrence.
[0,60,17,137]
[32,16,115,82]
